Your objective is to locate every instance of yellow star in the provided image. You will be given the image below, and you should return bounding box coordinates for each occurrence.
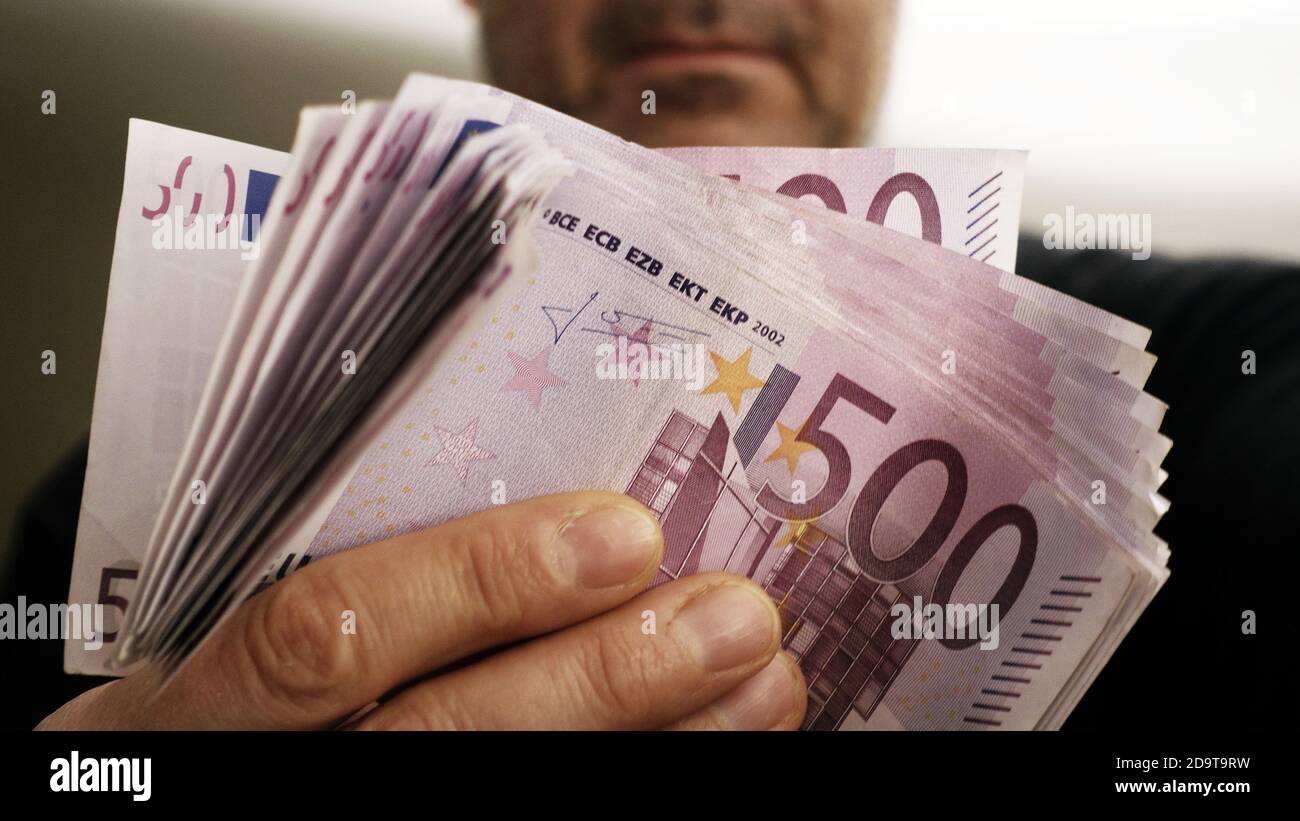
[770,519,818,554]
[700,346,765,413]
[767,501,831,553]
[770,521,808,552]
[764,420,816,475]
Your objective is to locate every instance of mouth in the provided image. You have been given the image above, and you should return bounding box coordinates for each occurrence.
[617,38,786,75]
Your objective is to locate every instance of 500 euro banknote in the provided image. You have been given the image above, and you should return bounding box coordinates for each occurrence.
[67,79,1166,734]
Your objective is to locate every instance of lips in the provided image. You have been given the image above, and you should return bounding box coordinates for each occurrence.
[618,38,784,72]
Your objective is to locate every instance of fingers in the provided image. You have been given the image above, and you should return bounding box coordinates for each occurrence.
[84,491,664,729]
[355,573,786,730]
[663,653,807,730]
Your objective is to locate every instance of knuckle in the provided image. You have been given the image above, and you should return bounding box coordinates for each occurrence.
[439,518,549,635]
[239,570,357,715]
[570,621,661,724]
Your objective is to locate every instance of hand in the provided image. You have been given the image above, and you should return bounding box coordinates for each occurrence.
[38,492,806,730]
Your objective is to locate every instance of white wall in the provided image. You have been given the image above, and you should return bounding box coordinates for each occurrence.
[876,0,1300,261]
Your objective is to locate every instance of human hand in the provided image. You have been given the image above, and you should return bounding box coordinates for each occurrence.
[39,492,806,730]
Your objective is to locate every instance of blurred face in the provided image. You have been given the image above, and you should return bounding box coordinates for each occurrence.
[473,0,898,147]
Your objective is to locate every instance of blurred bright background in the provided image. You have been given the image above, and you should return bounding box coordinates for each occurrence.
[1,0,1297,567]
[222,0,1300,261]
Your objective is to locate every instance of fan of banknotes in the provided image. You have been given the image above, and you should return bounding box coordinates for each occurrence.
[67,74,1170,730]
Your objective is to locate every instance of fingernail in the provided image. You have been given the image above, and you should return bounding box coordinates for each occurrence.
[671,584,777,671]
[712,656,799,730]
[559,505,661,588]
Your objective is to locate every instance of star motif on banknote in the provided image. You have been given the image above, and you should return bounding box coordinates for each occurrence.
[771,520,819,554]
[602,319,662,386]
[501,346,567,409]
[700,346,765,413]
[425,417,496,481]
[768,500,831,554]
[764,419,816,475]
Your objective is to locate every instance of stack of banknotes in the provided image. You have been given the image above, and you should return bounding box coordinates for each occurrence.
[67,74,1171,730]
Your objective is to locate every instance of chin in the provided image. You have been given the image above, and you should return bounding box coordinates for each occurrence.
[651,118,811,148]
[591,63,819,147]
[600,109,819,148]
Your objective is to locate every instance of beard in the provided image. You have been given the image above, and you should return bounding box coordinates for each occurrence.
[478,0,865,147]
[571,0,843,144]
